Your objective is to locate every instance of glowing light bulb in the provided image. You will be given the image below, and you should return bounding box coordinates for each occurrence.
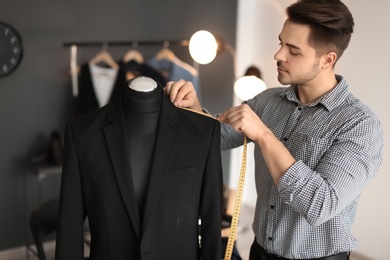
[189,30,218,64]
[234,76,267,101]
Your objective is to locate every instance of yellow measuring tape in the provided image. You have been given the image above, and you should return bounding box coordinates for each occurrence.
[224,135,247,260]
[180,107,248,260]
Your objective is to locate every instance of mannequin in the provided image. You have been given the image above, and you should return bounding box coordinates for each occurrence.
[124,77,162,221]
[56,76,222,260]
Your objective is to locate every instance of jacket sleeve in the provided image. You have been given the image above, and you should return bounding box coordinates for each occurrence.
[200,119,223,260]
[55,123,86,260]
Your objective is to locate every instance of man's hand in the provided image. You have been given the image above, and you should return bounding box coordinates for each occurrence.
[219,103,296,186]
[218,103,266,143]
[164,80,202,112]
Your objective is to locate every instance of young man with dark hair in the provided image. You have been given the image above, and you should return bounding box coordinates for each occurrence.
[165,0,384,259]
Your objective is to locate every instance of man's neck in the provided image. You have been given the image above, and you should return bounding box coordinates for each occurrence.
[297,72,338,104]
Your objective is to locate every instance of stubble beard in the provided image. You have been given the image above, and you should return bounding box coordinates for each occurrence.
[278,59,321,86]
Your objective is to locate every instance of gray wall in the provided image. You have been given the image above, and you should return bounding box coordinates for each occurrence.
[0,0,237,250]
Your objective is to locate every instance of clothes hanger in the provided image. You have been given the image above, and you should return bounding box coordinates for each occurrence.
[122,43,144,64]
[89,43,119,69]
[122,42,144,64]
[155,41,176,61]
[122,49,144,64]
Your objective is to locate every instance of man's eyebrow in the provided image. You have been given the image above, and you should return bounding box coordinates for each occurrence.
[278,35,302,51]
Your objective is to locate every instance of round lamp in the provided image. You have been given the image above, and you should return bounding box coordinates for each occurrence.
[234,75,267,101]
[189,30,218,64]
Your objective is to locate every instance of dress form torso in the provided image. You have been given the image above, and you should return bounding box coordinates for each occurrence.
[124,77,162,221]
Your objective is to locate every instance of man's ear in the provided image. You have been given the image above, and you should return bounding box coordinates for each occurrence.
[322,51,337,69]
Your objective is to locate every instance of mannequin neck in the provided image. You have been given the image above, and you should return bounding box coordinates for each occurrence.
[124,85,162,113]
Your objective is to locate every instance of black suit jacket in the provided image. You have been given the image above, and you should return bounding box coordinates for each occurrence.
[55,92,223,260]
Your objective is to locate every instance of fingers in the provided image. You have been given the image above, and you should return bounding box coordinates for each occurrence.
[164,79,185,102]
[164,80,199,109]
[174,81,194,106]
[217,104,251,132]
[218,105,243,125]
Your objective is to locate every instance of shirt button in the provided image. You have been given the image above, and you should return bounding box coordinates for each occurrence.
[283,137,288,142]
[270,205,275,209]
[268,237,273,241]
[297,107,302,111]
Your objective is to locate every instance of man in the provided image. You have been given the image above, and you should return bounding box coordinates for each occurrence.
[165,0,384,259]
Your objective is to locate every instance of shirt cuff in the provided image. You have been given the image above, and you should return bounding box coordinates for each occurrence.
[278,160,307,204]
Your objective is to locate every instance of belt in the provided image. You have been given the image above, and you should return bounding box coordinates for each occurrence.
[253,239,350,260]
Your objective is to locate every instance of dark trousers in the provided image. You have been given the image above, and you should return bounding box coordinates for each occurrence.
[221,237,242,260]
[249,238,350,260]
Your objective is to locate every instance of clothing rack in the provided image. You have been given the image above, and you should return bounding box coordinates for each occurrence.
[63,40,189,48]
[63,40,190,97]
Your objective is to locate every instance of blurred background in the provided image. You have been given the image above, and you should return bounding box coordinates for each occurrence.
[0,0,389,259]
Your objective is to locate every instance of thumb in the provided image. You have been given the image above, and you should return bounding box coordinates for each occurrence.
[217,113,229,123]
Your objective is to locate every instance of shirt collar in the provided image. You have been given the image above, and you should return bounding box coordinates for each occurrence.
[280,75,349,111]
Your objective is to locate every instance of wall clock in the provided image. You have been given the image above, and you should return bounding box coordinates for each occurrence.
[0,21,23,77]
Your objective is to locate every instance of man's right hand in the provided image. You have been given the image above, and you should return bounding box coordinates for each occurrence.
[164,79,202,112]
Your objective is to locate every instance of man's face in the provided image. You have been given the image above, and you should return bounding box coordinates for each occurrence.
[274,19,321,86]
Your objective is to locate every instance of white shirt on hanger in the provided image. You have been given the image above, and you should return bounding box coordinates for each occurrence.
[89,63,118,108]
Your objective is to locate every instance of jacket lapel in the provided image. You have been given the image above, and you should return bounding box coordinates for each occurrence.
[141,95,182,233]
[103,99,141,238]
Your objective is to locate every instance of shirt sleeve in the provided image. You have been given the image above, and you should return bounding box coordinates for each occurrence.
[278,115,384,226]
[220,121,246,151]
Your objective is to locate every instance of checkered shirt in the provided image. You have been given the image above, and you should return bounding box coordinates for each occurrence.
[220,75,384,258]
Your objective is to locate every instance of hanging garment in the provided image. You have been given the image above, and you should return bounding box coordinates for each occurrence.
[118,48,167,87]
[75,63,127,117]
[148,51,201,100]
[118,60,167,87]
[89,50,120,70]
[90,63,118,108]
[56,85,223,260]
